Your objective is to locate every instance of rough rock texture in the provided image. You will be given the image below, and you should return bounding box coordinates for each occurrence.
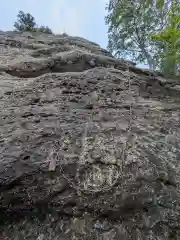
[0,31,180,239]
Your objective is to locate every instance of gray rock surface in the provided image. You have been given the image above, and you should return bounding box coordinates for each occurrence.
[0,31,180,239]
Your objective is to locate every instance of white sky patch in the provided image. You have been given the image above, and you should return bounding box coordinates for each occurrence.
[50,0,108,37]
[50,0,86,36]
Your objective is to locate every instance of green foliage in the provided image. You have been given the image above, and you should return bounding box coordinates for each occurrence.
[141,0,165,8]
[36,26,53,34]
[106,0,180,77]
[14,11,36,32]
[152,1,180,76]
[105,0,168,70]
[14,11,53,34]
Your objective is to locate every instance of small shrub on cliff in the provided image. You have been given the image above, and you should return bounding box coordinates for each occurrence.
[36,26,52,34]
[14,10,53,34]
[14,11,36,32]
[62,32,68,37]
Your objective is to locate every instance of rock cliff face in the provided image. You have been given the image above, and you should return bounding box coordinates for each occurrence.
[0,31,180,239]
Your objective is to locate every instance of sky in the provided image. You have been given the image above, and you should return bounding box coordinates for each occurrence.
[0,0,148,68]
[0,0,109,49]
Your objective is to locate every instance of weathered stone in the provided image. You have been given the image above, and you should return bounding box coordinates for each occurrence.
[0,30,180,239]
